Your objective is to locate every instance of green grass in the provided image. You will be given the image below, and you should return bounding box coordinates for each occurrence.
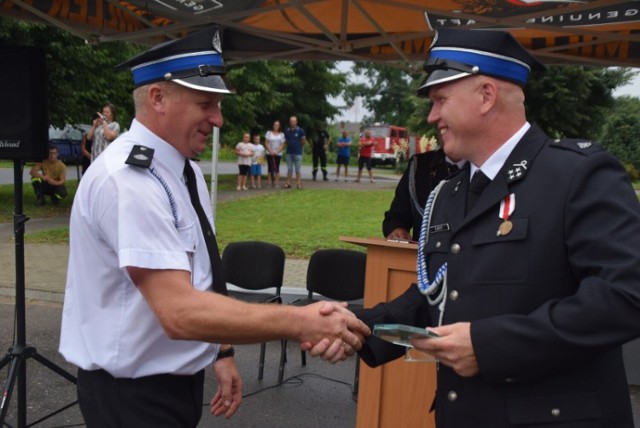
[215,189,392,258]
[0,180,77,222]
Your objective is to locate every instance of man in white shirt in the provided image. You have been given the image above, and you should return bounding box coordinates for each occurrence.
[59,25,369,427]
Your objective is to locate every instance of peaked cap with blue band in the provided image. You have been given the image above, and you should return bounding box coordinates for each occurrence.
[417,29,545,96]
[118,25,234,94]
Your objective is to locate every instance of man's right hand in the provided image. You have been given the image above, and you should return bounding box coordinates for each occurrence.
[295,301,370,362]
[386,228,411,241]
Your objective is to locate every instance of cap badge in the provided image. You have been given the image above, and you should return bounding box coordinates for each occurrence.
[212,30,222,53]
[577,141,592,149]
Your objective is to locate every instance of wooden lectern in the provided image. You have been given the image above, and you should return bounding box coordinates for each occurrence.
[340,236,436,428]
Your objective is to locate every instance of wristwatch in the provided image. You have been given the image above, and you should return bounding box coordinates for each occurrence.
[217,344,235,359]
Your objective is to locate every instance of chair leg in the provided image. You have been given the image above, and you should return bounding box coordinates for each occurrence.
[258,342,266,380]
[353,355,361,397]
[278,339,287,384]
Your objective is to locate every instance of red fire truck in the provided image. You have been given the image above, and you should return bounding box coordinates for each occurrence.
[365,124,414,167]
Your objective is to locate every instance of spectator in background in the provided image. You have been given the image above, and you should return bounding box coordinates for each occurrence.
[235,132,254,191]
[335,130,352,182]
[30,145,67,206]
[312,128,331,181]
[354,129,375,184]
[250,133,265,189]
[88,103,120,160]
[283,116,306,189]
[80,113,100,174]
[265,120,285,188]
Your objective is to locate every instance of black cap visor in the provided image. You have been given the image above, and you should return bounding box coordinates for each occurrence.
[416,58,479,96]
[173,74,235,94]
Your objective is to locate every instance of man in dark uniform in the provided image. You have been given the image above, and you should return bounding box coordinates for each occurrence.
[312,128,330,181]
[307,28,640,427]
[383,148,462,241]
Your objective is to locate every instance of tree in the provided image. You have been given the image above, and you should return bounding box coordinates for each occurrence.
[343,62,420,127]
[524,66,634,139]
[599,96,640,174]
[221,60,345,145]
[0,17,142,128]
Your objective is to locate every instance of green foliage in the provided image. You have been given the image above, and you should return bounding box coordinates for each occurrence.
[524,66,634,139]
[221,60,345,146]
[600,96,640,171]
[0,17,143,128]
[344,63,419,127]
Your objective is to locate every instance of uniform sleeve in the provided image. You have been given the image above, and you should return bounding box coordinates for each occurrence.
[95,168,191,272]
[355,285,432,367]
[382,158,415,237]
[472,152,640,383]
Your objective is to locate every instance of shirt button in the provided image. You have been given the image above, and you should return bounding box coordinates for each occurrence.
[435,241,442,248]
[451,243,461,254]
[551,408,560,417]
[449,290,459,301]
[447,391,458,402]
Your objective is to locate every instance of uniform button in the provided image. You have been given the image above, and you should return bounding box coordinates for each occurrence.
[435,241,442,248]
[447,391,458,402]
[449,290,459,301]
[504,377,514,383]
[551,408,561,417]
[450,243,461,254]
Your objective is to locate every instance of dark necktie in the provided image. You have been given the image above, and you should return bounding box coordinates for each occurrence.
[466,169,491,214]
[183,159,228,295]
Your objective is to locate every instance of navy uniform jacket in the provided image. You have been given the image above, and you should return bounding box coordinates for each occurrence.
[357,125,640,427]
[382,149,451,241]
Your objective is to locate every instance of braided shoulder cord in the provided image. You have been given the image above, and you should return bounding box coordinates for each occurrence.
[148,166,179,230]
[407,157,423,217]
[417,179,448,326]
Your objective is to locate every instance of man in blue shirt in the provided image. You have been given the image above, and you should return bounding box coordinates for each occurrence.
[335,130,352,182]
[283,116,306,189]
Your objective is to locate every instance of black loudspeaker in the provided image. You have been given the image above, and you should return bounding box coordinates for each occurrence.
[0,46,49,161]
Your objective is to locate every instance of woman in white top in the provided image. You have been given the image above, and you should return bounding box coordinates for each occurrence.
[88,103,120,160]
[264,120,286,188]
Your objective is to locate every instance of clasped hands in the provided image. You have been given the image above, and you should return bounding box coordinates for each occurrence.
[302,306,480,377]
[298,301,370,363]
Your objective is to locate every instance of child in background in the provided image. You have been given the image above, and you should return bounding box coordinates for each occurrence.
[235,132,254,191]
[250,134,265,189]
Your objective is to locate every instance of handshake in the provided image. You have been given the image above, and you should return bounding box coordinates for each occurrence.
[295,301,370,363]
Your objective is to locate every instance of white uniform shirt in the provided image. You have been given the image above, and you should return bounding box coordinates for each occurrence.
[59,119,219,378]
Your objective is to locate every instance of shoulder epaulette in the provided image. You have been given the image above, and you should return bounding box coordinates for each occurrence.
[125,145,155,168]
[549,138,604,156]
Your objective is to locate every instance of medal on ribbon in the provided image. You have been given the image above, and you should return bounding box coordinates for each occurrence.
[497,193,515,237]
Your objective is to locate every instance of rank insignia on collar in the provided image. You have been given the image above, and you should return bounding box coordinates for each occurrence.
[125,145,155,168]
[577,141,592,149]
[504,160,528,183]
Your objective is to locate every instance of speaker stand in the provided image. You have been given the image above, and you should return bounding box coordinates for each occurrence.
[0,160,77,427]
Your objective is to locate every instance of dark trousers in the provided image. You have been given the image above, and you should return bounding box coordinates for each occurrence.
[312,150,328,179]
[32,178,67,204]
[77,368,205,428]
